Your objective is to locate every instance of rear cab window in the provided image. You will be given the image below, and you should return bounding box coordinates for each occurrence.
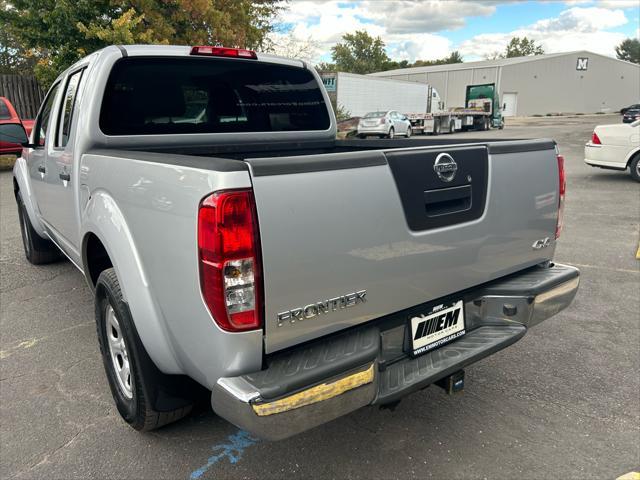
[99,57,331,135]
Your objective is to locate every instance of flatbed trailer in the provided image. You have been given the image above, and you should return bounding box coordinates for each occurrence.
[407,110,493,135]
[407,83,504,135]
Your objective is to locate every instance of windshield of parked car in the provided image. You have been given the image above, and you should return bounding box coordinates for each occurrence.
[100,57,331,135]
[363,111,386,118]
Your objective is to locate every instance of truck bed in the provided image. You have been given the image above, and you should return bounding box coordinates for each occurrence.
[139,137,550,160]
[124,137,557,353]
[89,137,558,353]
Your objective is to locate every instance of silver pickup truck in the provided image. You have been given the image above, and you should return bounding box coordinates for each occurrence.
[7,45,579,440]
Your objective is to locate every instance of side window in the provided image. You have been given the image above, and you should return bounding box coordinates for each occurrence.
[33,83,61,147]
[0,99,11,119]
[57,69,85,147]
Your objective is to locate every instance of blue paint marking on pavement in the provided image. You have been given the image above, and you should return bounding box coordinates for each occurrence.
[190,430,258,479]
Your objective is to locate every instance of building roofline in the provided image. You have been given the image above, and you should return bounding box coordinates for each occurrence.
[368,50,639,77]
[329,70,432,86]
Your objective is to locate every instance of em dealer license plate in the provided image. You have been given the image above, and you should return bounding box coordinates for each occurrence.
[409,300,465,356]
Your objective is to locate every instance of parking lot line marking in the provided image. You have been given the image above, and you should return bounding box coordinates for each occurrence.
[190,430,258,479]
[563,262,639,274]
[0,338,39,360]
[616,472,640,480]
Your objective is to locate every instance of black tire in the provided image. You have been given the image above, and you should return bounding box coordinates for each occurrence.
[629,154,640,182]
[406,127,412,138]
[387,127,395,139]
[357,134,365,139]
[95,268,193,431]
[15,191,60,265]
[448,120,455,134]
[433,120,441,136]
[483,117,490,131]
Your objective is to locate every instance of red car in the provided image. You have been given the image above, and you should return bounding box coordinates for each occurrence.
[1,97,34,156]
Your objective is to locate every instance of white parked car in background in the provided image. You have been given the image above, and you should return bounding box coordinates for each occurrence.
[357,110,412,139]
[585,119,640,182]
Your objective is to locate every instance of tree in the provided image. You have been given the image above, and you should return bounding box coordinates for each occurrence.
[266,32,319,64]
[405,51,463,68]
[0,28,38,75]
[0,0,281,88]
[615,38,640,64]
[483,51,504,60]
[444,51,463,64]
[331,30,391,74]
[504,37,544,58]
[315,62,337,72]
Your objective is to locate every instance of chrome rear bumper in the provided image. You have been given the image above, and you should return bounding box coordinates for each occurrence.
[211,263,579,440]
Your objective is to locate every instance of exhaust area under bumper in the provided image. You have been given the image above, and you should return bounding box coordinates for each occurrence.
[211,263,579,440]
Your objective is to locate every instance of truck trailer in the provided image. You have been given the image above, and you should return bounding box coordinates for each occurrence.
[320,71,429,117]
[322,72,504,135]
[407,83,504,135]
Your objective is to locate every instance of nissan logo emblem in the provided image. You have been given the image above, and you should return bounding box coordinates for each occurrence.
[433,153,458,182]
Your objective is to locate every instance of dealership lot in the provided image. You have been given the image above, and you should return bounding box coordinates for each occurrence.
[1,114,638,479]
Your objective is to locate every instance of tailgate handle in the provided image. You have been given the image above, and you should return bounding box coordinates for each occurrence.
[424,185,472,217]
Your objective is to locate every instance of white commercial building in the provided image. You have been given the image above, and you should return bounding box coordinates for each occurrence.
[369,51,640,117]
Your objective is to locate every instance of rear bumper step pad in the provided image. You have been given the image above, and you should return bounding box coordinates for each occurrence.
[376,325,525,405]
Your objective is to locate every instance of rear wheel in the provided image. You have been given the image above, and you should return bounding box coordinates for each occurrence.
[406,127,412,138]
[96,268,193,430]
[448,120,455,134]
[629,154,640,182]
[433,120,441,136]
[16,191,60,265]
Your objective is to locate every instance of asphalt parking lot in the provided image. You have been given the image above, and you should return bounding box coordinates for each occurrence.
[1,114,638,479]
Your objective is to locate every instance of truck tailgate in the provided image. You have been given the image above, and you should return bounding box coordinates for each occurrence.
[247,140,559,353]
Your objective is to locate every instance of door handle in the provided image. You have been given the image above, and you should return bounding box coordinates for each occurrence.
[59,172,71,181]
[37,165,45,173]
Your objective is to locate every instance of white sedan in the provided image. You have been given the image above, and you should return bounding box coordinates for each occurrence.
[585,119,640,181]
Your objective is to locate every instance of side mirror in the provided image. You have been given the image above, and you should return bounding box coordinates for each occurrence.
[0,122,30,146]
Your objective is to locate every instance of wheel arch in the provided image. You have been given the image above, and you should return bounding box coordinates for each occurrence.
[82,231,113,290]
[81,191,183,375]
[625,147,640,167]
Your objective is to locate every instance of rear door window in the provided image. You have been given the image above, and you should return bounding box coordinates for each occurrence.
[100,57,331,135]
[57,68,85,147]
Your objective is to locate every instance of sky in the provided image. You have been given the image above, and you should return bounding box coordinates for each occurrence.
[271,0,640,63]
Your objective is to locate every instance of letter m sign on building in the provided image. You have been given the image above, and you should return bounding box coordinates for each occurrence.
[576,57,589,71]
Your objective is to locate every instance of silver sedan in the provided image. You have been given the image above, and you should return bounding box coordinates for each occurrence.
[357,110,412,139]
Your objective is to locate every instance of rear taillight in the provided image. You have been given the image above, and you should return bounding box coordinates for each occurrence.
[198,189,263,331]
[556,154,566,239]
[591,132,601,144]
[190,46,257,59]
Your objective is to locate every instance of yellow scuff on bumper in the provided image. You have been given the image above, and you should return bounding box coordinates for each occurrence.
[252,364,375,417]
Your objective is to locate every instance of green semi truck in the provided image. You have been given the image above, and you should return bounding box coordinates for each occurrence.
[407,82,505,135]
